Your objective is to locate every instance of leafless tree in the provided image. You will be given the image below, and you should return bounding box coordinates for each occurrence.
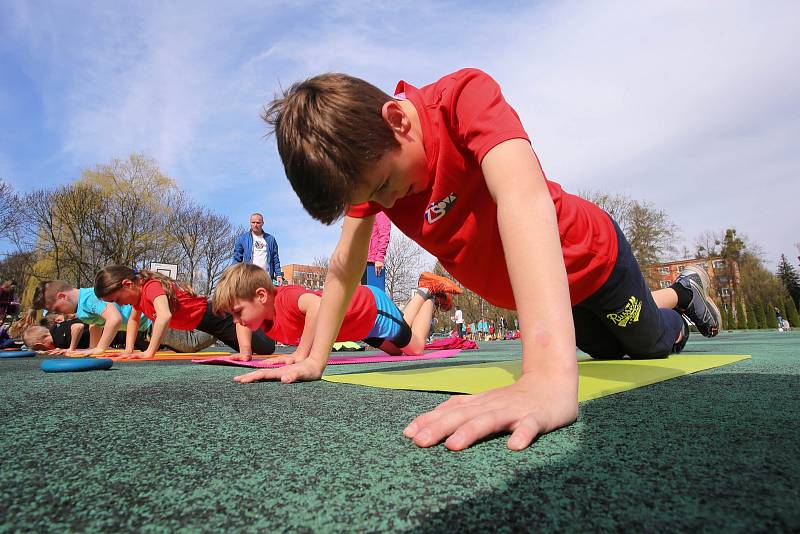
[579,190,679,267]
[694,230,724,258]
[196,211,237,294]
[23,188,63,280]
[21,154,180,286]
[0,180,23,242]
[626,201,679,267]
[383,232,424,304]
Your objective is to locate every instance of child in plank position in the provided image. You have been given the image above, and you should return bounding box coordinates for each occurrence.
[256,68,721,451]
[31,280,155,355]
[94,265,275,359]
[211,263,461,375]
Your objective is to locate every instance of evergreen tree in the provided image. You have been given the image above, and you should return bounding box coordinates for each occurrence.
[779,300,788,326]
[719,305,728,331]
[746,301,758,330]
[755,301,767,329]
[785,297,800,327]
[776,254,800,308]
[765,302,779,329]
[726,305,736,330]
[735,299,747,329]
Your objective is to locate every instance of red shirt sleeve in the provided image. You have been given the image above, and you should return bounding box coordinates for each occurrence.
[142,281,166,308]
[448,68,530,163]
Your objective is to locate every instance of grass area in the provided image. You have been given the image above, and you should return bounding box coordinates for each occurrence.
[1,330,798,532]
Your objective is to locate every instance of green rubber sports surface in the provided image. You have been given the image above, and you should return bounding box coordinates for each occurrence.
[2,330,798,532]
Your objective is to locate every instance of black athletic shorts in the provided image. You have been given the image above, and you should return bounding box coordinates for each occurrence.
[196,300,276,355]
[572,218,685,359]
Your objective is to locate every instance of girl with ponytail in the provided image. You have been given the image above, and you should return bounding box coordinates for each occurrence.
[95,265,275,359]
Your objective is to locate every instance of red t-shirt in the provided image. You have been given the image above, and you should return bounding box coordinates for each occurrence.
[262,285,378,345]
[348,68,617,308]
[136,280,208,330]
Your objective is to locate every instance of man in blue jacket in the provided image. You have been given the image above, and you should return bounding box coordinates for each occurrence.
[232,213,283,284]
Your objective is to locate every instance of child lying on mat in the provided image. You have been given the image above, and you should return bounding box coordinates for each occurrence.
[211,263,461,381]
[23,323,88,353]
[94,265,275,359]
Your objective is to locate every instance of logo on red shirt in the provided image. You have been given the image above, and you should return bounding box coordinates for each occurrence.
[424,193,457,224]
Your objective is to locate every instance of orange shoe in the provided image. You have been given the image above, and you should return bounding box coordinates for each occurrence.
[433,292,454,311]
[418,272,462,295]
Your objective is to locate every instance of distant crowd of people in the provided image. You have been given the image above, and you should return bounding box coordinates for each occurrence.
[449,306,519,341]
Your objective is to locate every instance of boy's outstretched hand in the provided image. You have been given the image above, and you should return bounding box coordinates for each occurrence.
[403,370,578,451]
[233,358,325,384]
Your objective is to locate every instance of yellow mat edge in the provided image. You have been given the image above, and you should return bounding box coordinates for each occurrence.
[323,354,753,401]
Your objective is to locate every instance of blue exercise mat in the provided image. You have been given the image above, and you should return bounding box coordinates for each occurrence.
[0,350,36,358]
[40,358,113,373]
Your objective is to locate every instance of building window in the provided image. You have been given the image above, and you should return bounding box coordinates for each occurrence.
[678,265,686,272]
[716,275,729,284]
[658,267,671,275]
[712,260,726,269]
[695,263,708,271]
[719,287,731,297]
[659,280,672,289]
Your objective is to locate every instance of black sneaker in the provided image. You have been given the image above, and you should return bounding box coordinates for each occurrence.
[675,265,721,338]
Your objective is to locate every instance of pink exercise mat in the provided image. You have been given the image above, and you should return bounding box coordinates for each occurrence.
[192,349,462,368]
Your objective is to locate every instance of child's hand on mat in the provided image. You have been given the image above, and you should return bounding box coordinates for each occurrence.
[233,358,325,384]
[403,371,578,451]
[119,351,155,359]
[263,352,308,366]
[66,347,105,357]
[228,352,253,362]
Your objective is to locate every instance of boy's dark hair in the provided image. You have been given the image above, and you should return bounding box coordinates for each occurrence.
[262,73,399,224]
[32,280,74,309]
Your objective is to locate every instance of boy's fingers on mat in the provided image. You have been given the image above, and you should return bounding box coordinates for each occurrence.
[443,409,516,451]
[413,406,515,450]
[507,414,543,451]
[406,404,484,448]
[233,369,273,383]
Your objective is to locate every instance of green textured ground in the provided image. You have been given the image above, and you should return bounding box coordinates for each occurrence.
[1,330,798,532]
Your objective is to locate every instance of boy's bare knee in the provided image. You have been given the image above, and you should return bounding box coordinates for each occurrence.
[400,338,424,356]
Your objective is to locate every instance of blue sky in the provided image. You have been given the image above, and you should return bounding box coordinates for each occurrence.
[1,0,798,269]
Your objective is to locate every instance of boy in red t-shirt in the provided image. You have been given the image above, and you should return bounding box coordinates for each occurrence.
[94,265,275,359]
[256,69,721,451]
[211,263,460,382]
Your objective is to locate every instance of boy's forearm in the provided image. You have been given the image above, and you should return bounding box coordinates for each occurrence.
[69,323,86,351]
[307,272,358,365]
[498,194,577,377]
[88,324,102,348]
[295,304,319,356]
[483,140,577,380]
[308,216,372,365]
[234,323,253,355]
